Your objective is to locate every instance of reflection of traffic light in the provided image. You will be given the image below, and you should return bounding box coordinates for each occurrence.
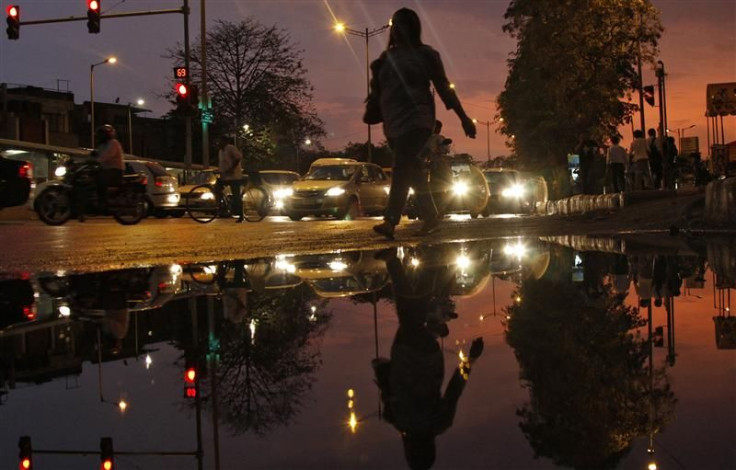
[100,437,114,470]
[6,5,20,40]
[184,361,197,398]
[87,0,101,34]
[18,436,32,470]
[643,85,655,107]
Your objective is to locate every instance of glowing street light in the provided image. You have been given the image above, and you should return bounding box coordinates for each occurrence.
[90,56,117,147]
[334,20,390,163]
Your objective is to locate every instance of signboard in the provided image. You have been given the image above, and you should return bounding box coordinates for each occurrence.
[680,136,699,156]
[706,82,736,117]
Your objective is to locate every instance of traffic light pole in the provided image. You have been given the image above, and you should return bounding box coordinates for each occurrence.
[15,8,186,27]
[183,0,193,173]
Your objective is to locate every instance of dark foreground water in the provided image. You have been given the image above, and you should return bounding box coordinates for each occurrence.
[1,235,734,470]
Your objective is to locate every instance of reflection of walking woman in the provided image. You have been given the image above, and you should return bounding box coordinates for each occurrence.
[372,8,476,240]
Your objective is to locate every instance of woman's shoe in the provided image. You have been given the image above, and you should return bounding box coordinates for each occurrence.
[373,221,395,240]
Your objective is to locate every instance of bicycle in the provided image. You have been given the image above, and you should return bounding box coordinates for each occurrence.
[186,173,270,223]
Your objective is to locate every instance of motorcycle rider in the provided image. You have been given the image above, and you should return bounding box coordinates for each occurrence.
[93,124,125,211]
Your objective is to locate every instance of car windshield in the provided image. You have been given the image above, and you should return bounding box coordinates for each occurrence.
[305,165,356,181]
[145,162,170,177]
[485,172,517,185]
[261,173,298,185]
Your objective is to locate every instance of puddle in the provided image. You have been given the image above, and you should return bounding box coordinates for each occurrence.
[1,236,734,469]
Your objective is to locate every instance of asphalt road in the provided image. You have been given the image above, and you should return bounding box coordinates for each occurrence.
[0,193,703,274]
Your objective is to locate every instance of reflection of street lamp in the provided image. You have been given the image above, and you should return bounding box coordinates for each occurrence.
[334,21,390,163]
[127,99,150,155]
[90,56,117,147]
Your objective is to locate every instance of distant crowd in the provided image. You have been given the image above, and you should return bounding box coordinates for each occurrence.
[576,128,711,195]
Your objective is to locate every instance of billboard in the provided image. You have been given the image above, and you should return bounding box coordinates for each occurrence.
[706,82,736,117]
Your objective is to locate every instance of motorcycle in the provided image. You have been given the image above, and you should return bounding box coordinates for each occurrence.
[35,157,147,225]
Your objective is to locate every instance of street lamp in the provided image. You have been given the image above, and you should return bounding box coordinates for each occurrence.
[472,119,492,163]
[296,137,311,174]
[668,124,695,150]
[334,20,390,163]
[89,56,117,148]
[127,98,150,155]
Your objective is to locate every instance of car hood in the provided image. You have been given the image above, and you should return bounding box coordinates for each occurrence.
[292,180,350,192]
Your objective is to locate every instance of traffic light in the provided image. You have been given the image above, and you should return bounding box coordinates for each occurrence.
[175,83,199,116]
[87,0,101,34]
[6,5,20,40]
[100,437,114,470]
[643,85,655,107]
[184,361,197,398]
[175,82,189,108]
[18,436,32,470]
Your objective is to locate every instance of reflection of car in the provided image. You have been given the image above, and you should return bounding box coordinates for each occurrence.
[482,168,524,215]
[293,250,389,298]
[0,155,33,209]
[286,158,390,221]
[124,160,181,217]
[259,170,300,214]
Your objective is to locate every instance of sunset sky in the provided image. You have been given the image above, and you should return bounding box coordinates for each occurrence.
[1,0,734,160]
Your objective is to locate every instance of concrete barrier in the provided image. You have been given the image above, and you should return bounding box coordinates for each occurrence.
[705,177,736,226]
[539,193,622,216]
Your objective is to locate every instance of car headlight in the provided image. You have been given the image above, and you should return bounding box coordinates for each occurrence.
[274,187,293,199]
[200,191,215,200]
[502,184,525,198]
[55,166,67,177]
[452,181,469,196]
[325,187,346,197]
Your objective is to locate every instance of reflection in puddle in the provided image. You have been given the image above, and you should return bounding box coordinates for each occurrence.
[0,236,734,469]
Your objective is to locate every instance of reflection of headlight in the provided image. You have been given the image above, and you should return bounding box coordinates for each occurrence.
[325,187,346,197]
[502,184,525,198]
[274,257,296,273]
[504,242,526,259]
[408,188,415,196]
[274,187,293,199]
[200,191,215,200]
[329,260,348,272]
[55,166,67,177]
[384,186,390,195]
[452,181,469,196]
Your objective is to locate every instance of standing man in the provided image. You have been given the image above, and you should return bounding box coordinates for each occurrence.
[218,135,245,223]
[629,130,652,190]
[647,128,663,189]
[606,136,628,193]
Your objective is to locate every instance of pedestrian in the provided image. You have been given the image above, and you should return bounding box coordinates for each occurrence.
[606,136,628,193]
[217,135,245,223]
[629,129,652,190]
[647,128,663,189]
[662,135,678,189]
[369,7,476,240]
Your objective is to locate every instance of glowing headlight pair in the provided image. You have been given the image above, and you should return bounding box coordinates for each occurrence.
[274,187,294,199]
[501,184,525,198]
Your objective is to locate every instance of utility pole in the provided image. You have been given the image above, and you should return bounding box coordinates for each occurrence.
[183,0,192,173]
[200,0,210,168]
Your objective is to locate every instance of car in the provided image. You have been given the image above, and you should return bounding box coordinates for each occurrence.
[258,170,300,215]
[482,168,525,215]
[176,169,218,216]
[124,160,181,217]
[0,155,33,209]
[406,156,489,219]
[482,169,548,215]
[285,158,390,221]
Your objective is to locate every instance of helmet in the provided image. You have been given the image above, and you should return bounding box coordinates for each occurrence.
[96,124,116,141]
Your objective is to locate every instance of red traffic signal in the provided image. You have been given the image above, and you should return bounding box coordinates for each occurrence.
[175,82,189,104]
[184,366,196,383]
[100,437,114,470]
[184,365,197,398]
[6,5,20,40]
[18,436,32,470]
[87,0,101,34]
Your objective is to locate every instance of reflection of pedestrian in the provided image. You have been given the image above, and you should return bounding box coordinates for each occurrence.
[217,136,245,223]
[373,248,483,470]
[371,8,476,240]
[606,136,627,193]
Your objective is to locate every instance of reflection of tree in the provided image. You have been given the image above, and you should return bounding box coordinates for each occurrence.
[505,278,676,469]
[201,285,330,436]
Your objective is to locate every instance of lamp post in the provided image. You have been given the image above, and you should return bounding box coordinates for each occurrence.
[671,124,695,150]
[334,21,390,163]
[296,137,311,175]
[89,56,117,148]
[127,99,149,155]
[473,119,491,163]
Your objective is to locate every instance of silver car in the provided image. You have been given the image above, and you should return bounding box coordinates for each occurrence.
[285,158,390,221]
[124,160,181,217]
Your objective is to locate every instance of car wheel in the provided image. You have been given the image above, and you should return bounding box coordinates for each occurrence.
[339,198,360,220]
[288,213,303,221]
